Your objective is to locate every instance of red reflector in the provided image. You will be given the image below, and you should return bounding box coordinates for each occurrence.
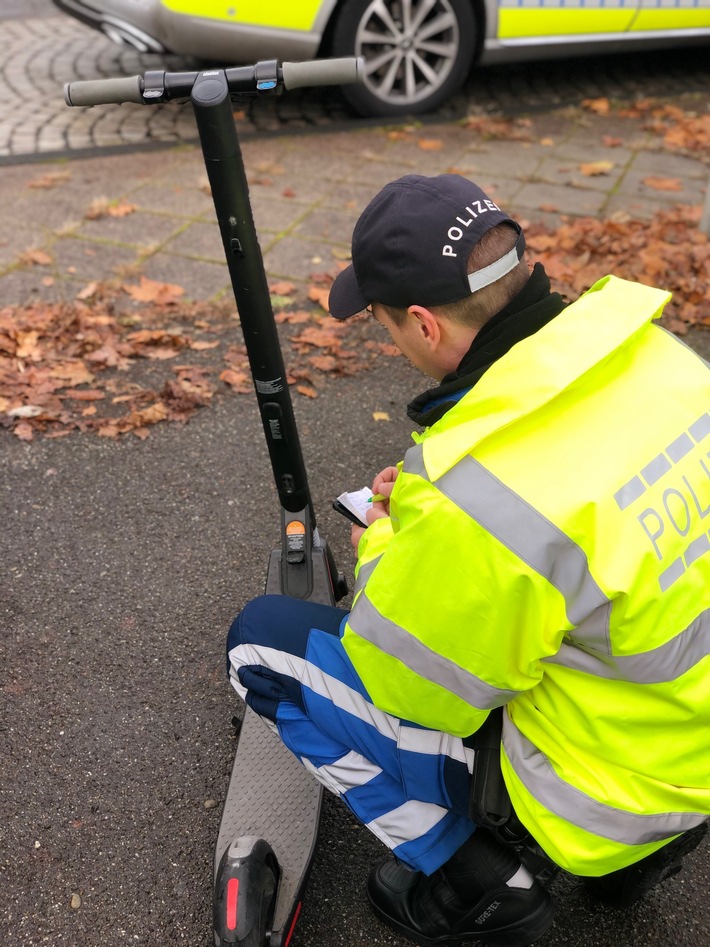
[226,878,239,931]
[284,901,302,947]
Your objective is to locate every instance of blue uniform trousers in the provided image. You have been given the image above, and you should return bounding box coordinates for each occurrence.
[226,594,477,874]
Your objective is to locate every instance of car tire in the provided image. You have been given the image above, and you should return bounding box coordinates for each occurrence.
[331,0,477,117]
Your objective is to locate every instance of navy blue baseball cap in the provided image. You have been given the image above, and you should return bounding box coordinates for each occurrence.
[328,174,525,320]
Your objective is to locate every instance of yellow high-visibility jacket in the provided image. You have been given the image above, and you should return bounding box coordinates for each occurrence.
[343,275,710,876]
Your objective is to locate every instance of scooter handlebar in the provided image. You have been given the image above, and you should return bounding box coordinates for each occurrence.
[282,57,363,91]
[64,75,143,107]
[63,57,363,107]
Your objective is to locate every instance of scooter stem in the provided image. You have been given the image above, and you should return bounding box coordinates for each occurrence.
[191,71,313,518]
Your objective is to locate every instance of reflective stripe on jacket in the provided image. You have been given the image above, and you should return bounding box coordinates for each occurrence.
[343,275,710,876]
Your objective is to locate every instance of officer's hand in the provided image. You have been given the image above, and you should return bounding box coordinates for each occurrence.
[371,465,398,515]
[350,502,389,551]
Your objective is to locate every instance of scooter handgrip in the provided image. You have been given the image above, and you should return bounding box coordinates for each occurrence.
[64,75,144,107]
[282,57,363,91]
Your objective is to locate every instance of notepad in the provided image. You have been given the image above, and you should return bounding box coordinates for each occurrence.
[333,487,373,527]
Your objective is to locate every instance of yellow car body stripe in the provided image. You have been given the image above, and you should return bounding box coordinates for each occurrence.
[498,10,637,38]
[631,9,710,32]
[160,0,321,32]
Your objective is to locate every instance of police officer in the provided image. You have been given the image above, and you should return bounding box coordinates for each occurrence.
[228,174,709,945]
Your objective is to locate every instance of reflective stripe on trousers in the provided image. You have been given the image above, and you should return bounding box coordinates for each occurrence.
[226,594,477,874]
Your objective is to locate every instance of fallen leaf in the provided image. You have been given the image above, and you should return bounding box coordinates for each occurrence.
[579,161,615,176]
[308,286,331,312]
[296,384,318,398]
[418,139,443,151]
[129,402,169,426]
[539,138,555,147]
[581,97,611,115]
[85,197,110,220]
[188,339,220,351]
[16,331,41,359]
[107,202,137,218]
[13,421,34,441]
[642,176,683,191]
[220,369,251,392]
[76,282,98,300]
[28,170,71,189]
[275,310,312,325]
[373,411,390,421]
[19,248,53,266]
[308,354,338,372]
[124,276,185,306]
[61,389,105,401]
[601,136,623,148]
[269,281,296,296]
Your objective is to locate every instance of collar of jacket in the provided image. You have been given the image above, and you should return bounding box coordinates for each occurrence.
[411,274,672,484]
[408,263,565,427]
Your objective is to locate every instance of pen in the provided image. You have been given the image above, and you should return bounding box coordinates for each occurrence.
[368,494,387,503]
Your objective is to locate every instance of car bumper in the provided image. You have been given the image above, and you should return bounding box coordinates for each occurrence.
[52,0,165,53]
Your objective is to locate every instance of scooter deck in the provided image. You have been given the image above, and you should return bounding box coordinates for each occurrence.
[215,708,322,945]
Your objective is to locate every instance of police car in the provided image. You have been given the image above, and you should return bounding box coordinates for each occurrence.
[52,0,710,116]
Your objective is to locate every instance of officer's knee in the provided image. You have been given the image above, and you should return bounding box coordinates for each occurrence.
[226,595,286,665]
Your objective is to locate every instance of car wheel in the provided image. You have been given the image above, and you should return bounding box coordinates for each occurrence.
[331,0,477,117]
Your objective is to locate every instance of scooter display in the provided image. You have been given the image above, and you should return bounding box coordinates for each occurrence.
[64,56,363,947]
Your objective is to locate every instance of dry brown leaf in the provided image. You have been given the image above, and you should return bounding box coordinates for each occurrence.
[581,97,611,115]
[642,176,683,192]
[373,411,390,421]
[296,385,318,398]
[418,139,443,151]
[85,197,110,220]
[579,161,615,177]
[130,402,168,426]
[275,310,312,325]
[13,421,34,441]
[220,369,251,393]
[308,354,338,372]
[143,347,181,360]
[124,276,185,306]
[27,170,71,189]
[188,339,220,351]
[15,330,41,359]
[601,136,623,148]
[107,202,137,218]
[20,248,53,266]
[269,280,296,295]
[61,389,105,401]
[308,286,331,311]
[76,282,98,300]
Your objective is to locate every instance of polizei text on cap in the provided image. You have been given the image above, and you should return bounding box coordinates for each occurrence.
[442,200,502,257]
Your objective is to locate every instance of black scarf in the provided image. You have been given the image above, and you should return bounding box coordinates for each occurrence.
[407,264,566,427]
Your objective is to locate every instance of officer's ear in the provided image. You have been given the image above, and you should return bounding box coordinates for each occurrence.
[407,305,442,350]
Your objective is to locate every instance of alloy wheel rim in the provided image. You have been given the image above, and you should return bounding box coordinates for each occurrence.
[355,0,461,106]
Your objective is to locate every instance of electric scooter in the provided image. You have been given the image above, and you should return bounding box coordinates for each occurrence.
[64,56,363,947]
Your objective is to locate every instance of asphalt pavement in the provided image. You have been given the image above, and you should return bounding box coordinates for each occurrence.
[1,5,709,947]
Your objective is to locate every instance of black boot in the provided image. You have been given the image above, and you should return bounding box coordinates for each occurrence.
[367,829,555,945]
[584,821,708,907]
